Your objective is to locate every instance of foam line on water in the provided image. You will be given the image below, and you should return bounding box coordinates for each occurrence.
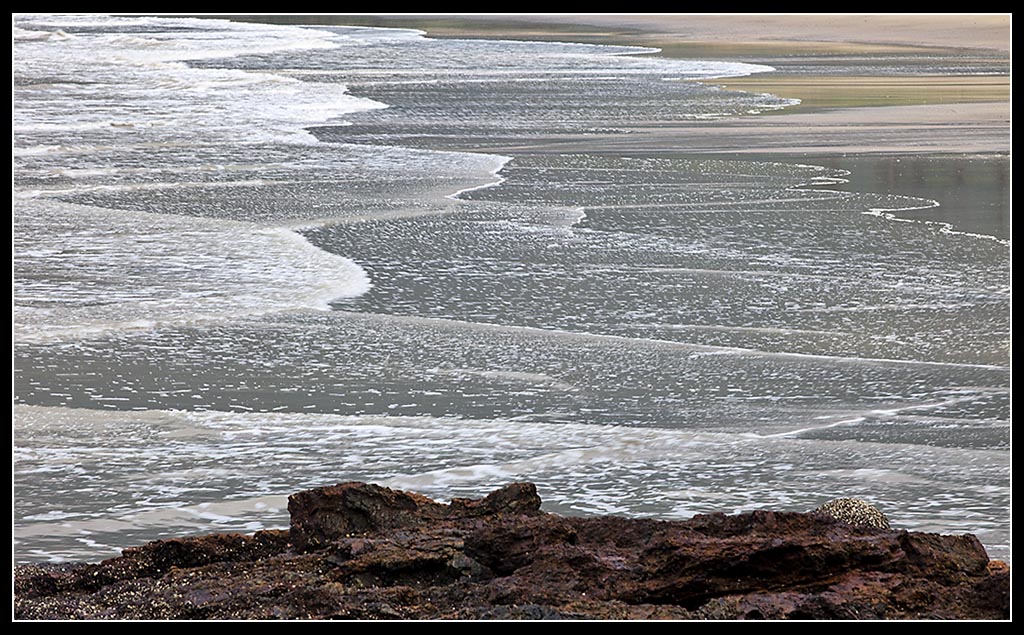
[447,154,513,200]
[863,207,1010,245]
[330,310,1010,372]
[763,390,1007,438]
[783,159,1008,245]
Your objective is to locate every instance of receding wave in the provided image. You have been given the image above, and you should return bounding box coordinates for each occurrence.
[13,405,1010,563]
[13,200,370,344]
[12,16,391,342]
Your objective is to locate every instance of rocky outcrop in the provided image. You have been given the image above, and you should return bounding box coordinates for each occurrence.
[288,481,542,551]
[14,482,1009,620]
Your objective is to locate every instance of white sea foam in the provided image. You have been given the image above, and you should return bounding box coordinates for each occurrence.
[13,199,370,344]
[447,154,512,199]
[13,15,386,148]
[13,404,1011,563]
[658,60,779,80]
[12,16,390,342]
[12,25,72,41]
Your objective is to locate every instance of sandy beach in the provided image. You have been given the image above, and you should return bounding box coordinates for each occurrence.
[322,14,1008,238]
[471,102,1010,156]
[308,14,1010,157]
[286,14,1009,53]
[516,14,1011,53]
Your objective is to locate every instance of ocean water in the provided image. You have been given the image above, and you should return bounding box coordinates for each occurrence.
[13,16,1010,564]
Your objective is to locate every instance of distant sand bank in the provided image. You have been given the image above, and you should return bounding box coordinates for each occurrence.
[218,15,1010,54]
[708,75,1010,111]
[440,101,1007,157]
[519,14,1011,54]
[268,14,1007,157]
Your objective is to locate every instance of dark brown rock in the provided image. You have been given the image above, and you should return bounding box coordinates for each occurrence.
[14,482,1010,620]
[449,481,542,517]
[288,482,448,550]
[288,481,542,551]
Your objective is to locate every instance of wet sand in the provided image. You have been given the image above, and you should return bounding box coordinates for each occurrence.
[264,15,1009,54]
[516,14,1011,54]
[274,15,1009,158]
[803,153,1011,240]
[224,15,1011,249]
[476,102,1010,157]
[710,75,1010,110]
[372,15,1010,234]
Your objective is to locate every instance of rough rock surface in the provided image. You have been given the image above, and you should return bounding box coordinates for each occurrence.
[14,482,1009,620]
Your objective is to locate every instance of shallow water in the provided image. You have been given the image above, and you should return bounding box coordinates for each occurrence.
[13,15,1010,564]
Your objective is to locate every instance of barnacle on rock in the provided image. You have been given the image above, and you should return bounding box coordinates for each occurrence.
[814,498,891,529]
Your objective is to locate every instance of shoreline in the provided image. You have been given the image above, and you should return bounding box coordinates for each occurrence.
[332,15,1007,237]
[706,74,1010,112]
[219,14,1011,54]
[450,101,1011,158]
[218,15,1009,158]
